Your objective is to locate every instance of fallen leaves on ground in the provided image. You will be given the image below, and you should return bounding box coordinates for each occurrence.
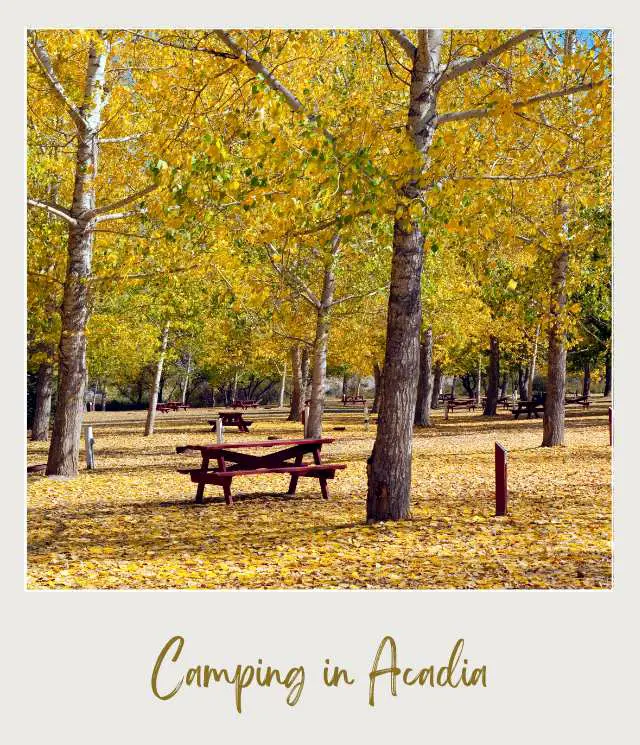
[27,402,612,589]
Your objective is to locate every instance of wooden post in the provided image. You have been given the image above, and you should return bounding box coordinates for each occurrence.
[495,441,508,516]
[301,404,309,438]
[608,407,612,447]
[216,416,224,444]
[83,426,95,470]
[364,403,370,431]
[444,402,449,421]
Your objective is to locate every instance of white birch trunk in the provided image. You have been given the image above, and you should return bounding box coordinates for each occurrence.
[144,322,170,436]
[181,353,192,405]
[278,361,287,408]
[527,324,540,401]
[306,245,338,439]
[42,33,111,476]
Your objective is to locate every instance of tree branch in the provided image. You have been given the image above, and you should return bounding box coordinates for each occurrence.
[438,30,540,87]
[213,30,304,113]
[330,285,388,307]
[91,183,158,217]
[27,198,77,225]
[27,32,87,131]
[388,30,417,60]
[437,77,610,124]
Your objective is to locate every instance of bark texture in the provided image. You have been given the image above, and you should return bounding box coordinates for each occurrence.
[603,351,611,397]
[431,362,442,409]
[288,346,303,421]
[32,360,54,441]
[542,249,569,446]
[414,327,433,427]
[372,362,382,413]
[527,325,540,400]
[42,34,110,476]
[307,245,338,439]
[483,336,500,416]
[582,360,591,398]
[367,30,443,522]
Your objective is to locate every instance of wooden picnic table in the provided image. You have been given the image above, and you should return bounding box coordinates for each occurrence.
[231,399,259,409]
[512,400,544,419]
[157,401,191,413]
[208,411,253,433]
[565,395,592,408]
[176,438,346,504]
[342,395,366,406]
[446,398,477,413]
[481,396,512,410]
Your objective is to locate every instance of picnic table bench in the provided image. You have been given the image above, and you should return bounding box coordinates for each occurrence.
[481,396,512,410]
[512,400,545,419]
[157,401,191,413]
[230,399,259,409]
[446,398,477,413]
[565,395,592,408]
[176,438,346,504]
[208,411,253,433]
[342,395,366,406]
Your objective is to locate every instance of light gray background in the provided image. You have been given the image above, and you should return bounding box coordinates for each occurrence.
[3,2,637,742]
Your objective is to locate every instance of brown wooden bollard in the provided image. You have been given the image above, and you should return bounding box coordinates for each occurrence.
[495,441,508,516]
[608,407,612,447]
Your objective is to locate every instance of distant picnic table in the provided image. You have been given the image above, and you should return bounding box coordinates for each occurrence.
[230,400,259,409]
[156,401,191,413]
[342,395,366,406]
[565,394,592,408]
[446,398,477,413]
[481,395,512,410]
[512,400,545,419]
[208,411,253,433]
[176,438,346,504]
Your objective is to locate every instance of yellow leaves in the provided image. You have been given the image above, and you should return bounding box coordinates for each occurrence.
[27,404,611,590]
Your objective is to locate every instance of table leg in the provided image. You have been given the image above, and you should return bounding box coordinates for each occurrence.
[313,447,329,500]
[222,480,233,505]
[287,453,304,495]
[195,455,210,504]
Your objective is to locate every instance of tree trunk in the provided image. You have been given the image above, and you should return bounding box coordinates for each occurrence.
[414,327,433,427]
[231,370,239,402]
[45,35,110,477]
[542,249,569,446]
[431,362,442,409]
[307,250,338,439]
[367,30,442,522]
[342,372,349,399]
[301,346,310,401]
[527,324,540,401]
[518,365,529,400]
[372,362,382,413]
[483,336,500,416]
[603,351,611,397]
[461,373,475,399]
[582,359,591,398]
[32,360,54,441]
[476,355,482,404]
[181,353,191,405]
[499,373,508,398]
[450,375,456,398]
[101,382,107,411]
[144,322,170,436]
[279,360,287,408]
[288,346,303,421]
[367,222,425,521]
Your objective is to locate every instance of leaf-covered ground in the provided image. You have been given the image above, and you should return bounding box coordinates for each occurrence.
[27,401,612,589]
